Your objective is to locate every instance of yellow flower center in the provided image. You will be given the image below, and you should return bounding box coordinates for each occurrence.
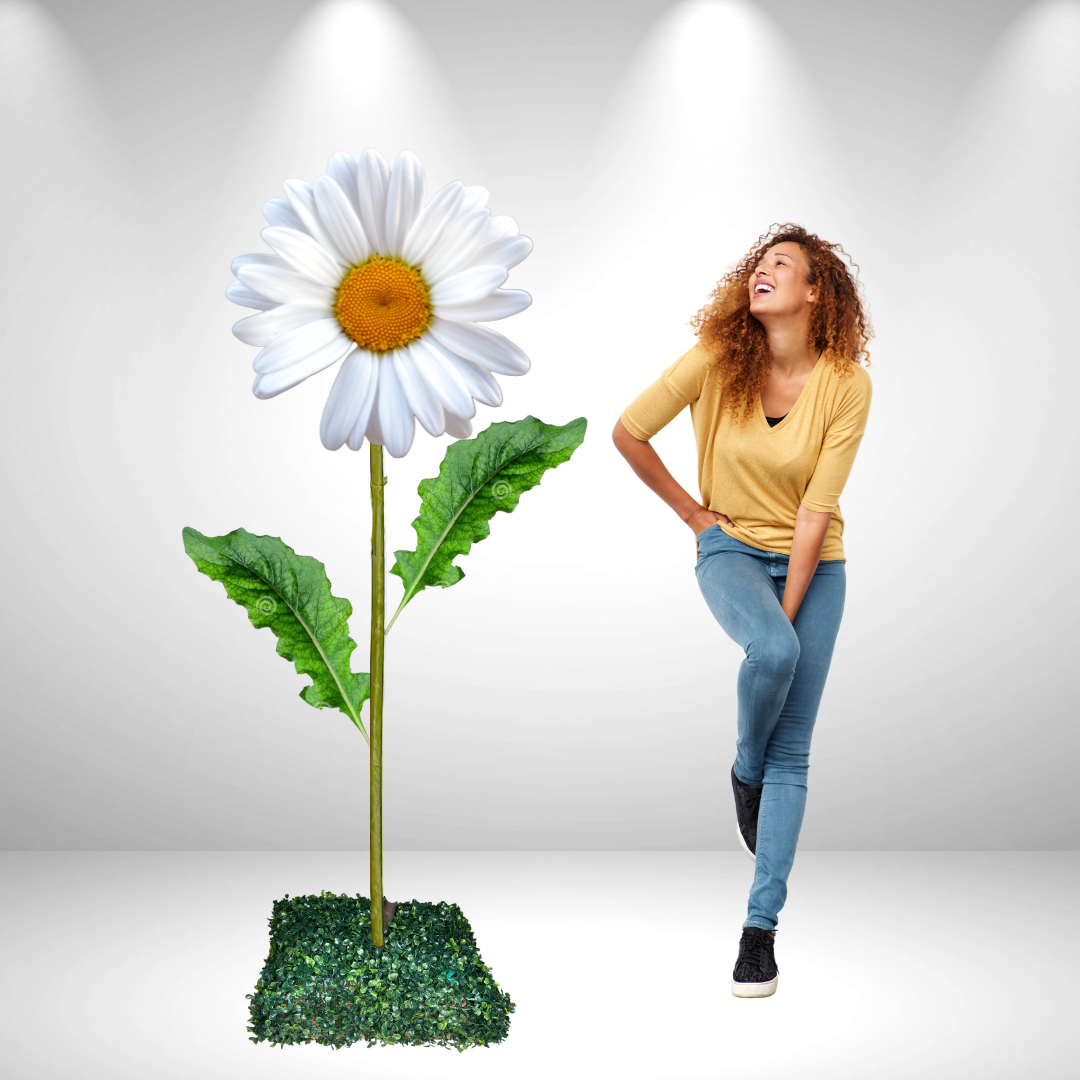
[333,255,432,353]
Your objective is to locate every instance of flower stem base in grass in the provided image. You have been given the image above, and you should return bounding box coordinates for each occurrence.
[247,891,514,1051]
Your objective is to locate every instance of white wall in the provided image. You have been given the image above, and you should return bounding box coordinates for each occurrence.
[1,0,1076,850]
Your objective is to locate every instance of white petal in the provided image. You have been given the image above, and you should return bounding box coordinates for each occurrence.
[252,333,353,399]
[374,356,415,458]
[428,317,531,375]
[407,336,475,419]
[231,252,291,277]
[421,207,494,284]
[433,288,532,323]
[326,152,361,218]
[253,318,348,375]
[393,348,446,437]
[226,281,278,311]
[428,265,508,307]
[263,198,306,233]
[237,263,337,306]
[384,150,425,256]
[346,354,382,451]
[358,360,386,449]
[400,180,467,265]
[461,185,489,212]
[443,412,473,439]
[356,149,390,254]
[232,302,329,347]
[321,348,376,450]
[440,349,503,408]
[261,226,344,287]
[486,214,519,240]
[282,178,348,265]
[313,175,371,265]
[466,233,532,272]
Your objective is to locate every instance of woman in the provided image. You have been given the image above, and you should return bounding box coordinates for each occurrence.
[613,223,873,998]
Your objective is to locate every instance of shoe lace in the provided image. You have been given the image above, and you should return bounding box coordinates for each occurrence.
[737,931,771,970]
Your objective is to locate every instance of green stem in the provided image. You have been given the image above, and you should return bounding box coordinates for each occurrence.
[369,443,385,947]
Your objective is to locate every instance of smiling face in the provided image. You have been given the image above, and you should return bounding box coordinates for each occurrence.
[748,241,816,319]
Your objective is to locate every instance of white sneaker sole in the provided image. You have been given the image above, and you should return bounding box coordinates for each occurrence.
[731,975,778,998]
[736,822,756,863]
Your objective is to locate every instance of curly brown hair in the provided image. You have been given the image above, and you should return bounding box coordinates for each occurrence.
[689,223,874,425]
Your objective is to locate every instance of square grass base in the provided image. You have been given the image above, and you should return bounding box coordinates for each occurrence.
[246,891,515,1051]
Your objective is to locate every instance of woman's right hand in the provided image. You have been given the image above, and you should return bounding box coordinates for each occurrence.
[688,507,732,536]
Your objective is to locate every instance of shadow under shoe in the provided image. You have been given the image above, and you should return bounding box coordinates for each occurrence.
[731,766,762,862]
[731,926,779,998]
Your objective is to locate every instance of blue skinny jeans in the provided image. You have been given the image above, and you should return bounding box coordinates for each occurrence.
[694,523,846,933]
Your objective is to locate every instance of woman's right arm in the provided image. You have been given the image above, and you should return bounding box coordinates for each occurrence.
[611,417,731,535]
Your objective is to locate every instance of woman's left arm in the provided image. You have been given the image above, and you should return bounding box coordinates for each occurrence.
[782,506,832,622]
[785,367,873,621]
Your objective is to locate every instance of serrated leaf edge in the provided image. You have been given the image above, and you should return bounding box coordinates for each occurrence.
[385,418,584,632]
[183,527,370,743]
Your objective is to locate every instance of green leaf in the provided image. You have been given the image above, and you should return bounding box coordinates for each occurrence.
[182,526,370,740]
[388,415,587,630]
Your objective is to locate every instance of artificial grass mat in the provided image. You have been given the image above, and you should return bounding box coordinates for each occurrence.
[246,891,515,1051]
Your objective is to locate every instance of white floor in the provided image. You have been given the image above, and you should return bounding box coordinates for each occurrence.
[1,852,1077,1079]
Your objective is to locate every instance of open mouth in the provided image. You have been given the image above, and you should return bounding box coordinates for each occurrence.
[754,283,775,295]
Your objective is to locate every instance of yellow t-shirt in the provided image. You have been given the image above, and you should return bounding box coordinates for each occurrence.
[619,339,873,562]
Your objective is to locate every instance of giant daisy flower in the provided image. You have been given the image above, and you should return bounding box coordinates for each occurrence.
[226,149,533,457]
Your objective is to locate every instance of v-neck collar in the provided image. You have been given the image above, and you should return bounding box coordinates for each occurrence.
[756,351,825,433]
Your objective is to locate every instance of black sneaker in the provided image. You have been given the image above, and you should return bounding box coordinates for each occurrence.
[731,766,762,862]
[731,927,779,998]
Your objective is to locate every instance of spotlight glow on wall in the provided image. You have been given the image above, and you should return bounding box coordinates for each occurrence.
[236,0,477,193]
[559,0,848,363]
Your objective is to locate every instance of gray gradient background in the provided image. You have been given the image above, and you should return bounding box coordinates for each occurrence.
[2,0,1077,851]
